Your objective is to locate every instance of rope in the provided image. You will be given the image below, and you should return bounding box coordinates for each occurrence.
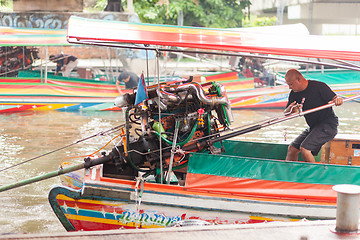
[59,131,124,165]
[0,124,125,173]
[135,176,144,207]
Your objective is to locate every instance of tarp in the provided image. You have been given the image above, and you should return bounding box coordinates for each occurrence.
[68,16,360,61]
[301,69,360,85]
[185,151,360,201]
[213,139,321,162]
[187,152,360,185]
[0,27,68,46]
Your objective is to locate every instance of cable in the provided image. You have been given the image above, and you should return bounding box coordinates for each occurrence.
[59,131,124,165]
[0,124,125,173]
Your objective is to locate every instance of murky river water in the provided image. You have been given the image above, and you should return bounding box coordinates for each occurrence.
[0,103,359,234]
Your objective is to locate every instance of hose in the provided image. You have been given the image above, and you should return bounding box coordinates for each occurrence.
[154,120,198,147]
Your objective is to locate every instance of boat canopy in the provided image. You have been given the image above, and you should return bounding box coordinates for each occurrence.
[67,16,360,61]
[0,27,68,46]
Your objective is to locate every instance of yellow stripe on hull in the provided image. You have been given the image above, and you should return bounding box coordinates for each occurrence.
[65,214,164,228]
[57,194,127,207]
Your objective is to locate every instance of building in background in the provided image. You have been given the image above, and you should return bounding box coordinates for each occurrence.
[250,0,360,35]
[2,0,139,29]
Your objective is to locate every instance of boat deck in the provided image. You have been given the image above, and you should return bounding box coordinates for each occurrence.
[1,220,357,240]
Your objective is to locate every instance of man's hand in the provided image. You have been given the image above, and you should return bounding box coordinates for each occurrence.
[284,101,298,116]
[329,96,343,106]
[284,100,304,116]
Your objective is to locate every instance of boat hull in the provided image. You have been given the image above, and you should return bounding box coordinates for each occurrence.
[49,139,360,231]
[48,174,304,232]
[2,70,360,111]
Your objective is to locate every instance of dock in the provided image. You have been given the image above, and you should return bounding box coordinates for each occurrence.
[1,220,359,240]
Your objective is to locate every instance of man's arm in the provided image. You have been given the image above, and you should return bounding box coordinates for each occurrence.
[55,63,61,75]
[63,57,68,66]
[115,80,123,94]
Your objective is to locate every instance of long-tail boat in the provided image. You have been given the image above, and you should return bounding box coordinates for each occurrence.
[2,16,360,232]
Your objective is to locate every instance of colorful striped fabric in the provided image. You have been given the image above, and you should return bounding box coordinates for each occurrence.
[0,73,122,113]
[68,16,360,61]
[0,70,256,113]
[0,26,67,46]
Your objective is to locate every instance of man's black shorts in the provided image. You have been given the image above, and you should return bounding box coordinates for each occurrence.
[291,122,338,156]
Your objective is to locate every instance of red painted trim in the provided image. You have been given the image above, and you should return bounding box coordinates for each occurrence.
[69,219,136,231]
[94,174,336,205]
[0,105,41,113]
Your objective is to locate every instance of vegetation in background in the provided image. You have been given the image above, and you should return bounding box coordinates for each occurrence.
[123,0,251,28]
[84,0,108,12]
[86,0,277,28]
[243,16,277,27]
[0,0,12,11]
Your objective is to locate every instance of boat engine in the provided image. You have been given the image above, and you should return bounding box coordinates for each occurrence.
[103,78,233,183]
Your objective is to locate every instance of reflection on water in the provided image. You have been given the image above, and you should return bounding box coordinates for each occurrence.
[0,103,359,233]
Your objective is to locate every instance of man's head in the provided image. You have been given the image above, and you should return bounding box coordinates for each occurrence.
[118,71,130,83]
[285,69,308,92]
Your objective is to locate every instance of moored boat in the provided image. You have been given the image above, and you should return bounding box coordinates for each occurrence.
[45,16,360,232]
[49,137,360,231]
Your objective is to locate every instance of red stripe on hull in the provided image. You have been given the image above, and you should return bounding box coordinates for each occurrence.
[69,219,137,231]
[0,105,44,113]
[0,78,41,83]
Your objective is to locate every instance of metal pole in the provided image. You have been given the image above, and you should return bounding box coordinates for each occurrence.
[40,48,43,83]
[5,46,7,77]
[45,46,48,83]
[108,47,114,81]
[333,184,360,233]
[0,155,111,193]
[146,49,150,86]
[22,46,25,71]
[166,120,180,184]
[156,49,163,184]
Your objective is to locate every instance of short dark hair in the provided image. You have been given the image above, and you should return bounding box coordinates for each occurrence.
[118,71,130,81]
[49,55,55,60]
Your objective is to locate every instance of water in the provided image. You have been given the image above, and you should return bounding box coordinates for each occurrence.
[0,103,359,234]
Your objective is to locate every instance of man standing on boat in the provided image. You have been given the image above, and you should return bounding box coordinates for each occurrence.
[49,54,78,78]
[284,69,343,163]
[116,71,139,94]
